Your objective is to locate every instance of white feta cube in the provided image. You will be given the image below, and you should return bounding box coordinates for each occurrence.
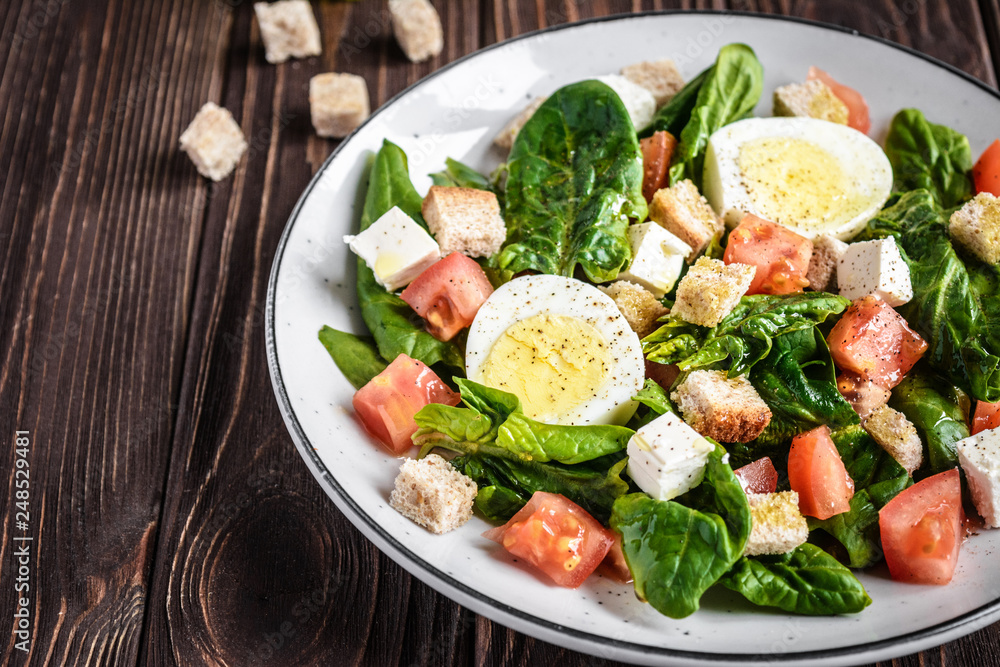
[957,428,1000,528]
[837,236,913,306]
[627,411,714,501]
[595,75,657,132]
[617,222,692,298]
[344,206,440,291]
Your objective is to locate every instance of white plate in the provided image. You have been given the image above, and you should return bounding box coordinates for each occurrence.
[266,12,1000,666]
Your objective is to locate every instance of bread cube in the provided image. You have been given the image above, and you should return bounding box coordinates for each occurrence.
[253,0,321,64]
[773,80,849,125]
[621,59,685,107]
[595,74,656,131]
[648,179,724,260]
[178,102,248,182]
[390,454,478,534]
[671,369,772,443]
[617,222,692,298]
[956,428,1000,528]
[389,0,443,63]
[344,206,440,291]
[806,234,849,292]
[838,236,913,307]
[421,186,506,258]
[744,492,809,556]
[309,73,370,139]
[599,281,669,338]
[672,257,755,328]
[493,97,546,151]
[950,192,1000,265]
[864,405,922,475]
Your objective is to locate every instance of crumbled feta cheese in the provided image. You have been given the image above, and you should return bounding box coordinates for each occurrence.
[344,206,440,291]
[837,236,913,306]
[627,411,714,501]
[956,428,1000,528]
[616,222,692,298]
[595,74,657,131]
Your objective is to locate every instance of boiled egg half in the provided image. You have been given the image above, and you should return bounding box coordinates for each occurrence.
[703,117,893,240]
[465,275,644,426]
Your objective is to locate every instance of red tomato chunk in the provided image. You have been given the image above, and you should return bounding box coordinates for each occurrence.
[787,425,854,520]
[836,371,891,420]
[483,492,613,588]
[973,401,1000,435]
[598,532,633,584]
[734,456,779,495]
[401,252,494,341]
[639,131,677,202]
[352,354,460,455]
[807,66,871,134]
[880,469,964,585]
[973,139,1000,197]
[827,295,928,390]
[723,214,812,295]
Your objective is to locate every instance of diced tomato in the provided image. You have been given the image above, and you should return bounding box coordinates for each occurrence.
[807,67,871,134]
[880,469,964,585]
[598,532,633,584]
[645,360,680,391]
[401,252,494,341]
[483,491,613,588]
[836,371,891,420]
[787,425,854,520]
[734,457,779,495]
[352,354,460,455]
[827,295,928,390]
[639,131,677,202]
[973,139,1000,196]
[973,401,1000,435]
[723,214,813,295]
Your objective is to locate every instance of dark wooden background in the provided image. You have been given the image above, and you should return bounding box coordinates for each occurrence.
[2,0,999,665]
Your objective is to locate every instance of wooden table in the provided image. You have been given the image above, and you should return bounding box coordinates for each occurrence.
[3,1,1000,665]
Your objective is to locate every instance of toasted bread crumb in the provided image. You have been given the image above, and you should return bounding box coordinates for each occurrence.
[806,234,850,292]
[390,454,478,534]
[744,492,809,556]
[179,102,248,182]
[389,0,443,63]
[621,59,685,107]
[672,257,754,328]
[494,97,546,151]
[864,405,922,475]
[309,73,370,139]
[773,80,849,125]
[253,1,321,64]
[950,192,1000,265]
[671,369,772,443]
[422,186,506,258]
[599,281,669,338]
[648,179,724,260]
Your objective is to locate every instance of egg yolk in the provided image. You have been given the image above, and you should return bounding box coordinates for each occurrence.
[479,314,610,422]
[738,136,872,232]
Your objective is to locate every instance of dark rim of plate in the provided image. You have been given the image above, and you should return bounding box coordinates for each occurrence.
[265,9,1000,665]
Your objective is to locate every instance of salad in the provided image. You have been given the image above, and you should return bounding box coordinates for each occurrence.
[318,42,1000,620]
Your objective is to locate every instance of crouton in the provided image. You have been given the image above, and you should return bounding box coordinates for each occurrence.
[806,234,849,292]
[493,97,546,151]
[773,80,849,125]
[389,0,443,63]
[621,59,685,107]
[390,454,478,534]
[599,281,669,338]
[422,186,506,258]
[864,405,922,475]
[671,369,772,443]
[744,492,809,556]
[950,192,1000,265]
[309,73,370,139]
[178,102,248,182]
[671,257,755,328]
[648,179,724,260]
[253,0,321,64]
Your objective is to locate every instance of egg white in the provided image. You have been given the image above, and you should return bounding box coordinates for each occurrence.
[702,116,893,240]
[465,275,644,426]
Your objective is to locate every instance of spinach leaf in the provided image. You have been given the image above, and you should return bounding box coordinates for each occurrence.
[720,543,871,615]
[668,43,764,188]
[497,413,633,465]
[884,109,973,209]
[497,80,646,283]
[610,445,751,618]
[643,293,850,376]
[430,157,493,191]
[809,491,882,569]
[356,140,464,371]
[641,66,711,138]
[626,379,677,429]
[889,368,970,475]
[861,190,1000,402]
[317,326,387,389]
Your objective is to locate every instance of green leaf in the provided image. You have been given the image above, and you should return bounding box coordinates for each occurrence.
[610,446,751,618]
[641,66,711,138]
[889,368,970,476]
[317,326,387,389]
[355,140,464,371]
[885,109,973,209]
[497,80,647,283]
[809,491,882,569]
[497,413,634,465]
[668,43,764,188]
[720,543,872,615]
[626,379,678,428]
[430,157,494,190]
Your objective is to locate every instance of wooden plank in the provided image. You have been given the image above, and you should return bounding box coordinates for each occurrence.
[982,0,1000,85]
[0,0,231,664]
